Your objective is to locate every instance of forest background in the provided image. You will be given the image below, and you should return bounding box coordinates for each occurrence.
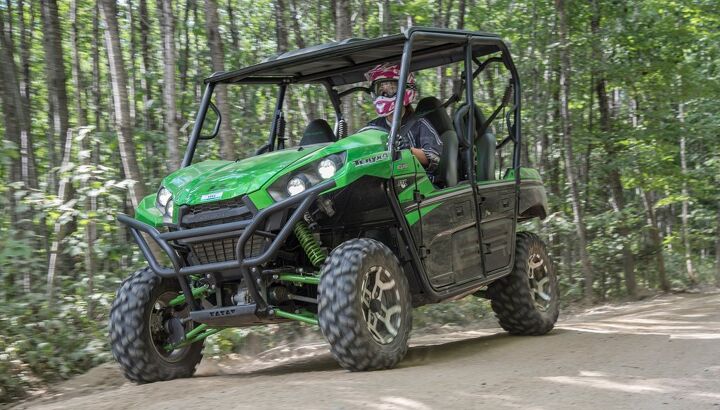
[0,0,718,403]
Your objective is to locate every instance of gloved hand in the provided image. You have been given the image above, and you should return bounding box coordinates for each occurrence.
[393,132,411,151]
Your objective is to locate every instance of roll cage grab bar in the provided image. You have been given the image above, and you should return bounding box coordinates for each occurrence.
[182,32,522,172]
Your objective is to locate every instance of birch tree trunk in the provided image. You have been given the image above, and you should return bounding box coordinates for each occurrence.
[678,104,697,285]
[157,0,181,170]
[99,0,147,207]
[17,0,38,190]
[556,0,594,303]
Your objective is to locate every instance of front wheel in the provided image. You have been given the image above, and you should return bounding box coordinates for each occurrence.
[318,238,412,371]
[487,232,559,335]
[109,267,204,383]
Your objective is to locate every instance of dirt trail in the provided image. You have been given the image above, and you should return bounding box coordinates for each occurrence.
[16,292,720,410]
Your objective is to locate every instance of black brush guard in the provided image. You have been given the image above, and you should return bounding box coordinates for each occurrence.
[117,180,335,316]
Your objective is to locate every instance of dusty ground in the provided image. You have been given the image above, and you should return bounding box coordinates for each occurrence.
[14,292,720,410]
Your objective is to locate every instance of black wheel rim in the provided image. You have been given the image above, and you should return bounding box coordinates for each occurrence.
[360,266,403,345]
[148,291,193,362]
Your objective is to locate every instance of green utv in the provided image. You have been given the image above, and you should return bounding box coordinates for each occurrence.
[112,27,557,382]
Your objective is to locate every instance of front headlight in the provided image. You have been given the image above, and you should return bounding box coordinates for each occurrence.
[156,186,174,218]
[287,176,308,196]
[317,158,338,179]
[268,152,346,201]
[157,187,172,208]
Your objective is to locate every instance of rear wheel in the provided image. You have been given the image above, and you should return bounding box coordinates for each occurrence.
[487,232,559,335]
[318,238,412,371]
[109,267,204,383]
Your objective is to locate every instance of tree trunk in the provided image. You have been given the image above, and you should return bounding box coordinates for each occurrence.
[678,104,696,285]
[205,0,235,160]
[17,0,38,190]
[40,0,70,190]
[335,0,353,127]
[289,0,306,49]
[556,0,594,303]
[128,0,138,123]
[591,0,636,298]
[226,0,240,50]
[179,0,191,117]
[139,0,156,130]
[641,189,670,291]
[274,0,290,53]
[100,0,147,207]
[42,0,78,298]
[380,0,391,35]
[335,0,352,40]
[715,202,720,287]
[46,129,75,301]
[70,0,86,127]
[157,0,181,170]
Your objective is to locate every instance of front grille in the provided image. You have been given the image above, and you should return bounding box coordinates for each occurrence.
[179,197,265,265]
[189,235,267,265]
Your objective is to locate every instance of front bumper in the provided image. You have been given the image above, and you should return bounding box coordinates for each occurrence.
[117,180,335,312]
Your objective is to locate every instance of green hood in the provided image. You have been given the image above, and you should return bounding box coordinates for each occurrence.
[164,144,327,206]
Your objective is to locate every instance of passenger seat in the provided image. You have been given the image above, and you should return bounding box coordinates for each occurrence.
[416,97,458,187]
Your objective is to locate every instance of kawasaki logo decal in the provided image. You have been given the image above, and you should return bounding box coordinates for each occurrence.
[200,192,223,201]
[353,152,389,167]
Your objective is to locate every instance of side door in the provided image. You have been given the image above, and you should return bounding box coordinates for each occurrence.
[416,182,483,288]
[476,179,516,274]
[393,151,483,289]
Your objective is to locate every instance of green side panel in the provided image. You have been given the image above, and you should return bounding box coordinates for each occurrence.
[135,194,164,227]
[424,183,470,198]
[393,149,441,204]
[504,167,542,181]
[406,202,441,226]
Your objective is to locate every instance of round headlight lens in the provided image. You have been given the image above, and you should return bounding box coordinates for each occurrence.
[157,187,172,207]
[317,158,338,179]
[287,177,307,196]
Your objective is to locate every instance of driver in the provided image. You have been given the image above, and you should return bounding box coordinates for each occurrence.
[365,63,442,182]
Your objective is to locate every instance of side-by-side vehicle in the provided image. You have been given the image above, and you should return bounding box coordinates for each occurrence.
[111,27,558,382]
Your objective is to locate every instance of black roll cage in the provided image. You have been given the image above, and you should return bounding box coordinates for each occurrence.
[182,28,522,173]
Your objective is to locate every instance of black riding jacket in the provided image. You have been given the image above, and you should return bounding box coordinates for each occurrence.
[367,109,443,180]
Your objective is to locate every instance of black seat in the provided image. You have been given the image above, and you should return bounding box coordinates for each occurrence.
[300,119,336,146]
[454,104,495,181]
[416,97,458,187]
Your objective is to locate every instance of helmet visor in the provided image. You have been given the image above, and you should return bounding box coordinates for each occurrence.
[372,79,399,99]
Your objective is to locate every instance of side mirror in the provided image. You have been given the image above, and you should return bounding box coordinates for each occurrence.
[199,101,221,140]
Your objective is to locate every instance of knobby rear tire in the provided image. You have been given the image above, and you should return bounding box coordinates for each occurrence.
[487,232,559,335]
